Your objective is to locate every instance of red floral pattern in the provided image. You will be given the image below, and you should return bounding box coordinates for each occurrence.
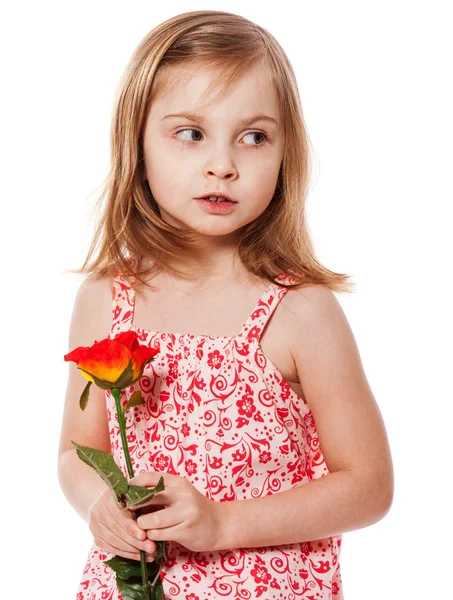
[75,259,344,599]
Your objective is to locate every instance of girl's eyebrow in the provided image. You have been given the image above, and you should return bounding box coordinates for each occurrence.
[160,112,279,127]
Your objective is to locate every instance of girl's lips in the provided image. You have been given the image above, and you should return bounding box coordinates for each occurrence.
[197,193,237,203]
[195,198,238,214]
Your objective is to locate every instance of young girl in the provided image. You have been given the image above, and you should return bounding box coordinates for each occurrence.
[58,10,393,600]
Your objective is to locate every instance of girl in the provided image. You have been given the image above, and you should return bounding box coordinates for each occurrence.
[58,10,394,600]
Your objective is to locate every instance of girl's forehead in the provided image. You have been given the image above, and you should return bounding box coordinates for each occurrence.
[151,62,279,118]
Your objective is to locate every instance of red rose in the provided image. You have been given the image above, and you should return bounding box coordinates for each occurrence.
[64,330,159,390]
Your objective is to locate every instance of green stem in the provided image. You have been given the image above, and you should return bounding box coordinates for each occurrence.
[111,387,151,600]
[112,387,134,477]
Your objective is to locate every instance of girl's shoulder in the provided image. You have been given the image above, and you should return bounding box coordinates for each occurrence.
[73,272,114,341]
[283,282,338,309]
[281,282,344,352]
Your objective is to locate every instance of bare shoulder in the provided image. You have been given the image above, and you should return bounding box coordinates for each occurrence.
[282,283,352,355]
[70,273,114,345]
[282,282,362,394]
[283,283,345,324]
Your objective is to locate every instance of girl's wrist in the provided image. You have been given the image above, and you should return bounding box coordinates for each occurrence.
[212,498,239,552]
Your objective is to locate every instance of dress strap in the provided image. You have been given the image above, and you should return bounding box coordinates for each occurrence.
[239,272,297,342]
[109,264,297,341]
[109,258,138,339]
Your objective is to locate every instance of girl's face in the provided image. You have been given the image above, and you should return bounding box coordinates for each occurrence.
[142,60,284,240]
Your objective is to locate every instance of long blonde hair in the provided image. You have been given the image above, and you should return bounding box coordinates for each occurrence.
[67,9,355,294]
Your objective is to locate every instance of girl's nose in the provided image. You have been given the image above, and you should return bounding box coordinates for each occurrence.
[203,153,238,180]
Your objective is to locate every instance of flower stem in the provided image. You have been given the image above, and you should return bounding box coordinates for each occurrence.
[112,387,134,477]
[111,387,151,600]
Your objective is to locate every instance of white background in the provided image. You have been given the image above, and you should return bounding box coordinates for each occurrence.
[1,1,452,598]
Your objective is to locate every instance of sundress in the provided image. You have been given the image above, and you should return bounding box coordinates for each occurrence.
[76,260,344,600]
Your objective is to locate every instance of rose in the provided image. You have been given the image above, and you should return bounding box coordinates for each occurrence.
[64,330,164,600]
[64,330,160,406]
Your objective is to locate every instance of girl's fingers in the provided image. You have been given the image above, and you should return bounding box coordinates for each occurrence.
[88,489,157,556]
[97,521,156,554]
[107,497,157,553]
[100,509,156,552]
[94,534,156,562]
[111,496,144,531]
[137,505,181,532]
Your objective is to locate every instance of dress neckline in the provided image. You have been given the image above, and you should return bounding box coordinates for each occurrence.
[126,280,280,341]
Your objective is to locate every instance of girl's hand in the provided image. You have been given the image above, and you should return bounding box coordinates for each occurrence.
[128,471,223,553]
[88,487,157,562]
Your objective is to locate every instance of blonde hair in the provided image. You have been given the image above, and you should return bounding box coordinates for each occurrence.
[67,9,355,294]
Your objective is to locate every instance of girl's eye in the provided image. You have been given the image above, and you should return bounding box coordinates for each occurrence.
[242,131,267,146]
[174,128,268,147]
[175,128,203,142]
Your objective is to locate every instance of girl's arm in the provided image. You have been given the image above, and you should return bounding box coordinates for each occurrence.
[215,284,394,550]
[57,275,113,523]
[58,276,157,560]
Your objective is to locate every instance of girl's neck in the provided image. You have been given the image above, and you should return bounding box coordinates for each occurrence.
[163,226,247,280]
[140,251,261,294]
[147,242,245,281]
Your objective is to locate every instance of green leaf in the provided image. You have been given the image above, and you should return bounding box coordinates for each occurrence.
[122,390,145,415]
[71,442,128,495]
[115,576,146,600]
[105,556,161,600]
[125,485,156,507]
[79,380,92,410]
[104,556,145,580]
[125,476,165,507]
[105,554,160,576]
